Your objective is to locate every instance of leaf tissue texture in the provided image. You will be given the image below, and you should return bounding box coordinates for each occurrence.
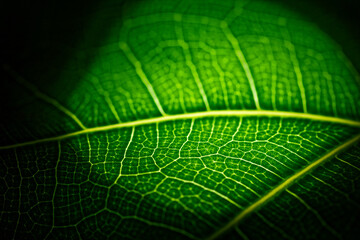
[1,0,360,239]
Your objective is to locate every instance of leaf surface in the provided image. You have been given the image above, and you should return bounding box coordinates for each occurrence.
[1,0,360,239]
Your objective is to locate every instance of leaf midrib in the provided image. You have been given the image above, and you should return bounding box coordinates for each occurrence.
[2,110,360,240]
[1,110,360,150]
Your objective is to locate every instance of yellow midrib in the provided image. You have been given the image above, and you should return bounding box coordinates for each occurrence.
[1,109,360,240]
[1,110,360,150]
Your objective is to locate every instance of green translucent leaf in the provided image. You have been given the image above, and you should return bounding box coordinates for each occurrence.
[1,0,360,239]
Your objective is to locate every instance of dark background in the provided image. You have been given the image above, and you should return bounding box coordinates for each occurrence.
[1,0,359,89]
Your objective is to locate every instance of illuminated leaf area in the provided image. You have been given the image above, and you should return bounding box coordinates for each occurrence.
[1,0,360,239]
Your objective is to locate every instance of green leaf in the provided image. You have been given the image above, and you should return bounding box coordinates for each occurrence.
[1,0,360,239]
